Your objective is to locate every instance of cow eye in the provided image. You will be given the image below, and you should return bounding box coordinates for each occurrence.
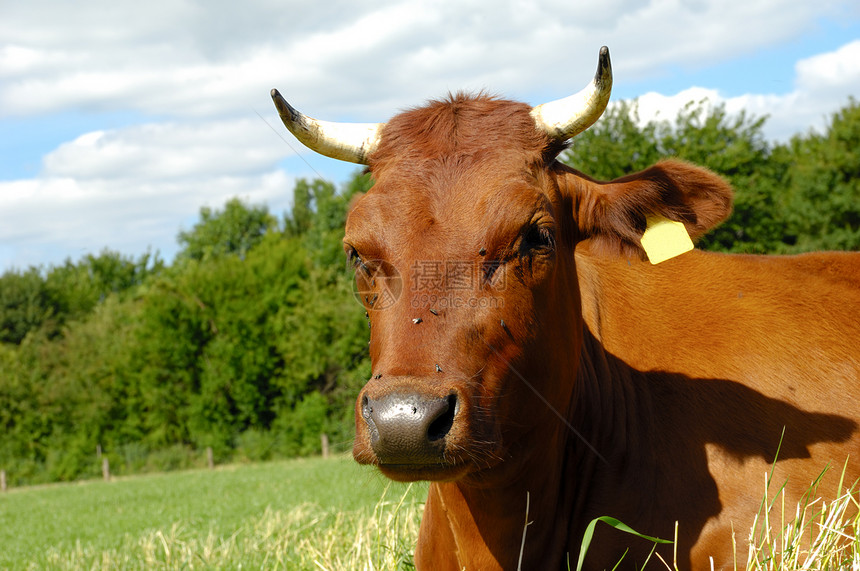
[521,224,556,254]
[346,246,370,275]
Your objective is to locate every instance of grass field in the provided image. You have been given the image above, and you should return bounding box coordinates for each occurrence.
[3,454,859,570]
[0,455,427,570]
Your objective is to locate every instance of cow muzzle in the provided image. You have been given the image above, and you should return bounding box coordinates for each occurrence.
[361,391,458,465]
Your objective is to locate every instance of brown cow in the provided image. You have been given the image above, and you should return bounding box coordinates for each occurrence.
[271,47,860,570]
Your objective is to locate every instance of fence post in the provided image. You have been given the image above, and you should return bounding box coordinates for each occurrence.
[102,457,110,481]
[321,433,330,459]
[206,447,214,470]
[1,470,6,492]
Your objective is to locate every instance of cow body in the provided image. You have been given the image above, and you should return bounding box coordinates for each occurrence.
[572,247,860,568]
[405,243,860,570]
[271,61,860,569]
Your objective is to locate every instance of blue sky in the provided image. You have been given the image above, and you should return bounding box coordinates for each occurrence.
[2,0,859,272]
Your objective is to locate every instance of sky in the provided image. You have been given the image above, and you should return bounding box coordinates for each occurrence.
[1,0,859,273]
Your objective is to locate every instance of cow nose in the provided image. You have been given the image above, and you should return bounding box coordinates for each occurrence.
[362,392,457,464]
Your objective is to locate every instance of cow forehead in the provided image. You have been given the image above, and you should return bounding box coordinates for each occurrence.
[345,95,560,253]
[369,94,553,168]
[346,163,555,259]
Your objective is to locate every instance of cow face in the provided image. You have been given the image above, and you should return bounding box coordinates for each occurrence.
[344,96,580,482]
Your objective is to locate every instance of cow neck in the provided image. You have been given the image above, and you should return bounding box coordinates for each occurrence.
[430,306,595,568]
[564,248,671,554]
[420,248,660,569]
[431,402,580,570]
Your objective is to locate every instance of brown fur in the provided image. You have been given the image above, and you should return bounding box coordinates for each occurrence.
[343,94,860,569]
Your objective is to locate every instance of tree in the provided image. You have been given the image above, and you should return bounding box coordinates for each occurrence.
[780,98,860,252]
[285,172,373,266]
[0,268,48,344]
[177,198,276,262]
[0,250,161,345]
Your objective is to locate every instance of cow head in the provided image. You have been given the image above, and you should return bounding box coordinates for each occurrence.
[272,47,732,484]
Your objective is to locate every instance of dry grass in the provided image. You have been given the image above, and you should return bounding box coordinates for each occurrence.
[741,470,860,571]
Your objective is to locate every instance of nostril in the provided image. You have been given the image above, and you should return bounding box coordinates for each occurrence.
[427,394,457,442]
[362,395,372,419]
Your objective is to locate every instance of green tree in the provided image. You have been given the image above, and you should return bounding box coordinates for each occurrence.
[127,173,373,457]
[177,198,276,262]
[780,98,860,252]
[277,172,373,450]
[0,268,48,344]
[43,250,162,324]
[181,233,311,453]
[0,250,160,345]
[39,296,143,481]
[285,173,372,266]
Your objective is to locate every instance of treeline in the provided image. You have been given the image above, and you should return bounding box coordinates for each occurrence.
[0,176,373,485]
[1,99,858,485]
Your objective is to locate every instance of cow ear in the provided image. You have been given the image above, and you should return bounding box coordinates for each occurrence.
[561,159,734,258]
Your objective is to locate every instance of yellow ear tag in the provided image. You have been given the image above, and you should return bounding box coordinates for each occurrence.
[640,215,694,264]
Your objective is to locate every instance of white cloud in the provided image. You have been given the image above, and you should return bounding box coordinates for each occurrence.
[634,87,722,123]
[1,0,852,119]
[0,117,297,269]
[0,169,294,270]
[43,119,285,180]
[797,40,860,89]
[631,40,860,141]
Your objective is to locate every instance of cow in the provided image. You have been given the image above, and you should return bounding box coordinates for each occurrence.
[271,47,860,570]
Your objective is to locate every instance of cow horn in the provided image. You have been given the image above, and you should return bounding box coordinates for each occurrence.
[530,46,613,140]
[270,88,383,164]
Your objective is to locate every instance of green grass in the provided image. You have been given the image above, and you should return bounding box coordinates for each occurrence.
[0,455,427,570]
[4,454,858,570]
